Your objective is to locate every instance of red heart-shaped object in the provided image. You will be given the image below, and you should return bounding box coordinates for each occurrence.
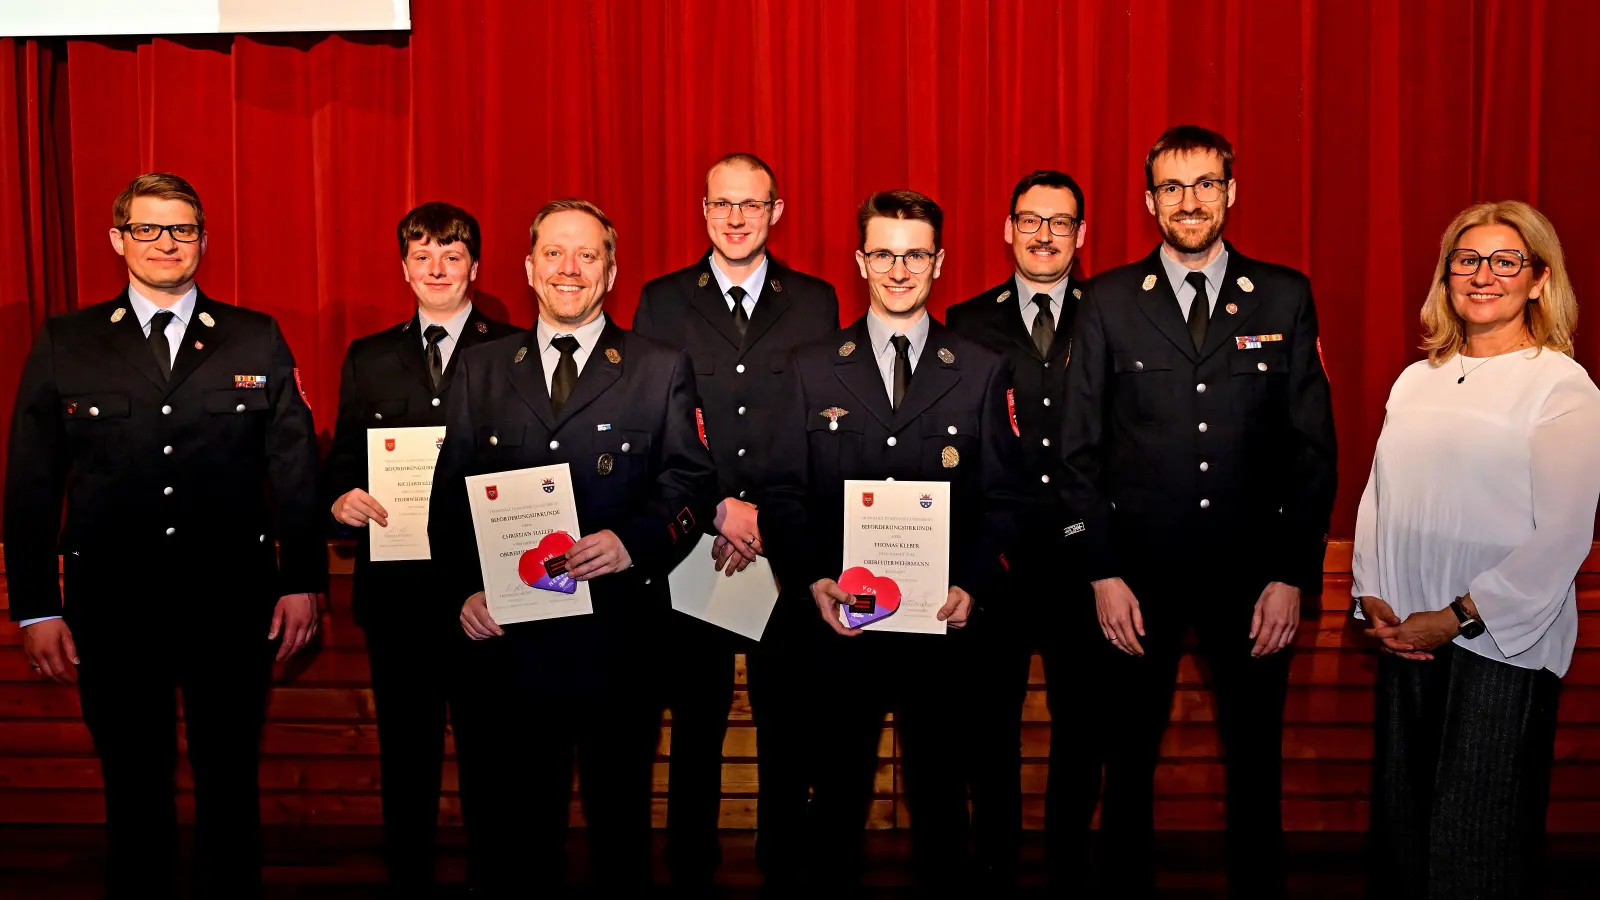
[837,565,901,611]
[518,530,577,587]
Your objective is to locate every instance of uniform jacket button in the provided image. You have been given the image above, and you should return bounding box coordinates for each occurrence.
[621,442,631,452]
[489,436,498,446]
[161,405,172,415]
[737,448,747,457]
[549,440,559,450]
[374,412,383,421]
[165,527,176,536]
[1135,360,1144,371]
[947,425,957,435]
[736,364,746,374]
[431,398,441,407]
[163,445,173,455]
[1258,361,1268,372]
[886,436,897,447]
[1199,499,1211,509]
[235,403,246,413]
[163,486,173,496]
[1042,398,1051,407]
[1198,423,1208,433]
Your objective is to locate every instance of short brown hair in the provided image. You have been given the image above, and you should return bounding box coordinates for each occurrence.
[398,201,481,261]
[857,190,944,251]
[705,152,778,200]
[529,199,618,265]
[1421,200,1576,364]
[1144,125,1234,191]
[113,173,204,231]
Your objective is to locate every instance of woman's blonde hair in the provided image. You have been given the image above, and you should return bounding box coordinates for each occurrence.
[1421,200,1575,364]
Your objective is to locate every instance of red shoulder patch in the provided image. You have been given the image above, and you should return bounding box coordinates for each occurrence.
[1006,388,1020,437]
[293,367,311,409]
[695,407,708,449]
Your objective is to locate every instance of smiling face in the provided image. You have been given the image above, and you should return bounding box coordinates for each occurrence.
[1144,149,1235,256]
[526,209,616,329]
[1006,185,1084,287]
[704,162,784,267]
[109,196,205,294]
[1447,223,1549,336]
[403,238,478,317]
[855,216,943,321]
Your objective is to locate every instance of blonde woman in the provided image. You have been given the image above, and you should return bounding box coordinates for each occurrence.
[1353,200,1600,899]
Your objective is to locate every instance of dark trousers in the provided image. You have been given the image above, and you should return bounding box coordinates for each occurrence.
[811,629,979,891]
[362,612,482,896]
[1369,644,1562,900]
[1100,576,1292,900]
[459,640,659,895]
[745,605,826,886]
[660,611,739,884]
[967,579,1106,891]
[72,607,273,899]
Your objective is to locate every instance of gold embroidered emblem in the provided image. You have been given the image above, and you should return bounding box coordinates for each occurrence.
[996,290,1011,304]
[110,308,126,323]
[937,348,954,364]
[513,347,528,364]
[941,446,960,468]
[770,278,783,293]
[839,341,856,357]
[605,348,621,364]
[596,453,615,476]
[1237,277,1255,293]
[1073,288,1082,299]
[1142,275,1158,291]
[199,312,215,328]
[476,321,489,334]
[697,273,710,288]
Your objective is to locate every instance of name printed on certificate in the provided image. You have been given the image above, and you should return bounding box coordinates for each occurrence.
[464,464,593,625]
[840,479,951,634]
[366,426,447,562]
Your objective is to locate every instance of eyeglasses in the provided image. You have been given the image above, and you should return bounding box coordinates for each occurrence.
[863,250,936,275]
[704,199,775,219]
[1011,213,1079,237]
[1151,179,1226,207]
[1447,249,1534,277]
[118,223,202,243]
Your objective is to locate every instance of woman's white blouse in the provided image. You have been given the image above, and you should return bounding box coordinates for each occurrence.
[1352,348,1600,677]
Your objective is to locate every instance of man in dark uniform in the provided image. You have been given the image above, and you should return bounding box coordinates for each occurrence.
[944,169,1097,888]
[427,199,718,893]
[632,152,839,887]
[759,190,1027,890]
[321,202,518,896]
[1058,126,1337,899]
[4,173,325,898]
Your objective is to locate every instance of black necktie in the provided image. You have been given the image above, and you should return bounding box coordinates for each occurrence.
[729,285,749,338]
[1031,293,1055,358]
[550,335,580,415]
[889,334,913,410]
[424,324,449,391]
[148,310,174,380]
[1184,271,1209,350]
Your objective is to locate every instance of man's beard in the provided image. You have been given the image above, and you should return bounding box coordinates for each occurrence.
[1158,208,1226,254]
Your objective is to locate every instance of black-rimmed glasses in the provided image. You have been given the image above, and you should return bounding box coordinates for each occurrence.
[1151,179,1226,207]
[1448,249,1534,277]
[704,199,775,219]
[118,223,202,243]
[1011,213,1079,237]
[863,250,936,275]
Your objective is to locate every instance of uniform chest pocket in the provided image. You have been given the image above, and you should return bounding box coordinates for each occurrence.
[363,398,409,423]
[805,408,862,474]
[203,389,270,414]
[595,429,652,460]
[920,413,979,474]
[476,422,525,450]
[1113,348,1174,374]
[1113,347,1175,424]
[1230,347,1289,375]
[63,393,131,421]
[692,353,715,376]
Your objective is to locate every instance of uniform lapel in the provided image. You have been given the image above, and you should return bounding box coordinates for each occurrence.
[990,281,1041,360]
[98,292,168,391]
[1048,278,1083,360]
[889,318,961,432]
[739,260,793,355]
[553,319,624,427]
[507,332,556,430]
[436,307,492,396]
[164,292,229,396]
[1199,246,1263,360]
[688,253,744,349]
[1133,247,1200,362]
[832,319,893,430]
[392,313,435,395]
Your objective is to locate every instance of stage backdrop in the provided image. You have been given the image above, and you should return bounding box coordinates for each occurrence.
[4,0,1600,539]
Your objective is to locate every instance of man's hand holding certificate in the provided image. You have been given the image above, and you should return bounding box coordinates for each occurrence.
[821,479,954,635]
[363,426,447,561]
[464,464,595,625]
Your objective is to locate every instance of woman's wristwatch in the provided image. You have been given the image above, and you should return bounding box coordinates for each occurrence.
[1450,596,1485,639]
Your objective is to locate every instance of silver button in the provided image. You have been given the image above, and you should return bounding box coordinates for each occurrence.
[235,403,246,413]
[828,421,838,432]
[1196,383,1207,393]
[374,412,383,421]
[1044,362,1051,369]
[738,491,746,499]
[431,398,441,407]
[1258,361,1268,372]
[1199,499,1211,509]
[1043,397,1051,407]
[886,436,897,447]
[549,440,559,450]
[1040,475,1051,484]
[947,426,957,435]
[161,405,172,415]
[165,527,176,536]
[736,364,746,374]
[89,407,99,416]
[162,445,173,455]
[259,534,266,542]
[1135,360,1144,371]
[1198,422,1208,433]
[738,406,747,415]
[621,442,631,452]
[163,487,173,496]
[886,477,895,482]
[1042,438,1051,447]
[489,436,498,446]
[738,448,747,457]
[644,578,652,585]
[1200,461,1209,472]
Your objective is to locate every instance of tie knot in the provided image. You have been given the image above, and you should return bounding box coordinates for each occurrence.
[551,335,581,357]
[423,324,449,346]
[889,334,911,355]
[727,285,748,303]
[1033,293,1052,308]
[1184,271,1209,295]
[150,310,175,330]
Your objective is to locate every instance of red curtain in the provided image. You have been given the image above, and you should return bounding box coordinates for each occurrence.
[4,0,1598,538]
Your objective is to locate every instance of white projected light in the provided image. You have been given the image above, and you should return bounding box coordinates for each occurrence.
[1,0,411,36]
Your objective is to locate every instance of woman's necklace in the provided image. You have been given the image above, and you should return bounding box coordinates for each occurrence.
[1457,336,1533,384]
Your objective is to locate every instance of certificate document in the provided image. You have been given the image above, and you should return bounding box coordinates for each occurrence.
[366,426,447,562]
[840,479,951,634]
[463,464,593,625]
